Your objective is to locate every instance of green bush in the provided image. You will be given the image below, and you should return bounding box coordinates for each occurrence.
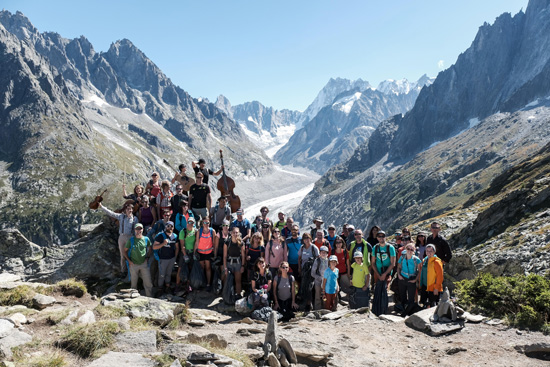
[57,321,120,358]
[456,273,550,331]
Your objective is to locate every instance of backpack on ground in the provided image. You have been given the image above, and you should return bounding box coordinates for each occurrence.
[189,259,207,289]
[223,270,236,305]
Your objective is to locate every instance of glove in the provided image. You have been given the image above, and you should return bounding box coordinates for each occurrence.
[184,255,190,263]
[193,252,200,261]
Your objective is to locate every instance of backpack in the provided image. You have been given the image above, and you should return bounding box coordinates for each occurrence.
[268,239,287,259]
[199,227,214,238]
[275,274,294,297]
[127,236,151,259]
[158,190,173,208]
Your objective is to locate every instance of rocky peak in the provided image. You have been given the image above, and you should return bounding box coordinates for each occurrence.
[0,10,38,40]
[215,94,233,117]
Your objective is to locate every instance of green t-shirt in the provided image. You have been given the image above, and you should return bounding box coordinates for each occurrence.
[125,236,150,265]
[351,262,369,288]
[372,244,396,274]
[179,228,197,252]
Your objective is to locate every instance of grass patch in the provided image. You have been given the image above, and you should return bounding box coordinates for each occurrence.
[456,272,550,332]
[55,279,87,298]
[0,285,36,307]
[94,304,127,319]
[150,353,176,367]
[128,317,157,331]
[57,321,120,359]
[14,350,67,367]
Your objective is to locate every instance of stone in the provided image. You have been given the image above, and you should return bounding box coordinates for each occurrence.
[86,351,155,367]
[462,312,485,323]
[433,288,457,322]
[162,343,210,360]
[115,330,157,353]
[175,330,189,339]
[8,313,27,327]
[277,338,297,364]
[0,319,15,338]
[169,360,182,367]
[429,322,464,336]
[103,297,185,327]
[244,349,264,360]
[187,351,219,362]
[61,309,80,325]
[515,342,550,359]
[247,341,263,349]
[294,347,331,363]
[266,352,281,367]
[379,314,405,323]
[116,316,131,330]
[239,317,254,324]
[78,310,96,324]
[446,347,467,355]
[187,333,228,348]
[188,319,206,327]
[32,293,56,310]
[0,329,32,358]
[159,330,173,341]
[0,273,21,284]
[485,318,503,326]
[120,289,135,293]
[405,308,435,331]
[263,311,278,358]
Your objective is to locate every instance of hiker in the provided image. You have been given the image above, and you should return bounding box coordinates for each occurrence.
[311,245,329,310]
[171,163,193,195]
[246,232,265,283]
[313,230,331,253]
[259,206,273,228]
[123,223,153,297]
[322,255,340,311]
[345,224,356,250]
[176,217,196,293]
[416,231,428,259]
[251,216,263,235]
[156,180,173,219]
[332,237,349,296]
[249,257,272,309]
[260,221,272,245]
[397,243,422,316]
[325,224,341,249]
[145,171,161,198]
[310,217,327,238]
[299,233,320,276]
[366,225,381,248]
[371,230,396,316]
[216,220,231,264]
[210,196,231,233]
[170,184,188,223]
[231,209,251,244]
[419,244,444,308]
[224,226,246,296]
[192,158,223,185]
[265,227,288,277]
[286,225,302,280]
[174,201,194,234]
[281,216,294,239]
[148,209,171,240]
[340,223,349,243]
[274,212,286,231]
[153,220,179,294]
[188,172,212,220]
[349,251,370,309]
[194,218,217,291]
[400,230,414,258]
[349,229,373,267]
[426,222,453,264]
[123,184,145,204]
[138,195,156,233]
[99,202,138,273]
[273,262,298,322]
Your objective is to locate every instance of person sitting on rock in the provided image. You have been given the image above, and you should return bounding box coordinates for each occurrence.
[397,243,422,316]
[123,223,153,297]
[98,202,138,274]
[426,222,452,264]
[194,218,217,292]
[419,244,444,308]
[322,255,340,311]
[249,257,272,310]
[138,195,156,233]
[170,184,188,223]
[310,245,329,310]
[171,163,193,196]
[188,172,212,220]
[156,180,173,220]
[153,221,179,295]
[224,226,246,296]
[273,262,298,322]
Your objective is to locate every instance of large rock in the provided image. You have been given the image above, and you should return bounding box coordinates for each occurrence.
[162,343,211,360]
[102,297,185,327]
[405,308,434,331]
[86,351,155,367]
[78,310,96,324]
[0,329,32,359]
[515,342,550,359]
[0,320,14,338]
[186,333,227,348]
[294,348,332,364]
[32,293,56,310]
[115,330,157,353]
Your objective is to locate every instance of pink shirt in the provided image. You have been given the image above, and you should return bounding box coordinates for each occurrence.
[266,239,288,268]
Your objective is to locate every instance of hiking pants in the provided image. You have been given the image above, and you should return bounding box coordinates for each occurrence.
[118,233,132,272]
[314,283,323,310]
[277,298,295,322]
[399,278,417,310]
[130,262,153,297]
[191,207,208,221]
[158,257,176,287]
[420,286,440,307]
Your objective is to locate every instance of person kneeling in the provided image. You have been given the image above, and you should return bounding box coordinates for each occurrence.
[273,262,298,322]
[321,255,339,311]
[248,257,272,310]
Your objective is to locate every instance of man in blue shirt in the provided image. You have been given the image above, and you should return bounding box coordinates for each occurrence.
[285,224,302,280]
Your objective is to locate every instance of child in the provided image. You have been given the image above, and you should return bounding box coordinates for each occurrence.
[311,246,329,310]
[350,251,370,309]
[321,255,339,311]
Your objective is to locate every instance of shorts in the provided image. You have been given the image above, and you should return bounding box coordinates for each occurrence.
[227,261,242,273]
[198,252,213,262]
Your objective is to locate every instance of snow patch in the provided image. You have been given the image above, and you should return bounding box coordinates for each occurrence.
[428,140,441,149]
[82,94,109,107]
[244,183,315,219]
[332,92,362,114]
[525,99,540,108]
[469,117,480,128]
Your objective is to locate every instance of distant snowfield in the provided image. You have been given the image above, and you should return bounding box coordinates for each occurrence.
[239,124,296,159]
[244,183,315,221]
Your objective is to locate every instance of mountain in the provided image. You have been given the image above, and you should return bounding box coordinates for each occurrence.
[214,96,302,157]
[0,11,271,246]
[275,75,433,173]
[294,0,550,249]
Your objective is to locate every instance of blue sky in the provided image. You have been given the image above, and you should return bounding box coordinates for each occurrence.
[3,0,528,111]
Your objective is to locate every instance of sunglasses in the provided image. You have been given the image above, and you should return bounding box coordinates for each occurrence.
[281,266,289,269]
[377,235,386,238]
[152,174,158,177]
[135,228,143,231]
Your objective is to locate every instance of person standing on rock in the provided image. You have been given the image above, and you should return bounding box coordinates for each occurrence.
[170,184,188,224]
[137,195,156,233]
[171,163,193,196]
[349,229,372,267]
[281,217,295,239]
[274,212,286,231]
[397,243,422,316]
[426,222,452,264]
[415,232,428,260]
[366,225,381,248]
[350,251,370,309]
[310,245,329,310]
[153,221,179,294]
[192,158,223,185]
[419,244,444,308]
[210,196,231,233]
[156,180,174,220]
[99,202,138,274]
[224,226,246,297]
[371,230,396,316]
[188,172,212,220]
[145,171,162,199]
[259,206,273,229]
[325,224,341,249]
[123,223,153,297]
[176,217,197,293]
[322,255,340,311]
[265,227,288,277]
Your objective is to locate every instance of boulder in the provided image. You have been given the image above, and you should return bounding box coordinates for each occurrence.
[405,308,434,331]
[78,310,96,324]
[102,297,185,327]
[515,342,550,360]
[266,352,281,367]
[162,343,210,360]
[294,347,331,364]
[0,329,32,358]
[32,293,56,310]
[429,322,464,336]
[244,349,264,360]
[277,338,297,364]
[61,309,80,325]
[8,313,27,327]
[115,330,157,353]
[186,333,227,348]
[86,351,155,367]
[0,320,14,338]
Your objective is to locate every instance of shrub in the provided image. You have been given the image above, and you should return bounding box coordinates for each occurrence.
[57,321,120,358]
[55,279,87,297]
[455,272,550,331]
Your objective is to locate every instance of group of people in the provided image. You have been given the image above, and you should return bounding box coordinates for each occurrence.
[97,159,453,320]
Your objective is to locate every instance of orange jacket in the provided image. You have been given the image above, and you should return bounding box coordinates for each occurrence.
[426,256,444,292]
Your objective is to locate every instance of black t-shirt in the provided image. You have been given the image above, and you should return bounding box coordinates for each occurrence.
[189,184,210,209]
[253,270,273,288]
[193,166,214,184]
[154,232,177,259]
[427,234,452,263]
